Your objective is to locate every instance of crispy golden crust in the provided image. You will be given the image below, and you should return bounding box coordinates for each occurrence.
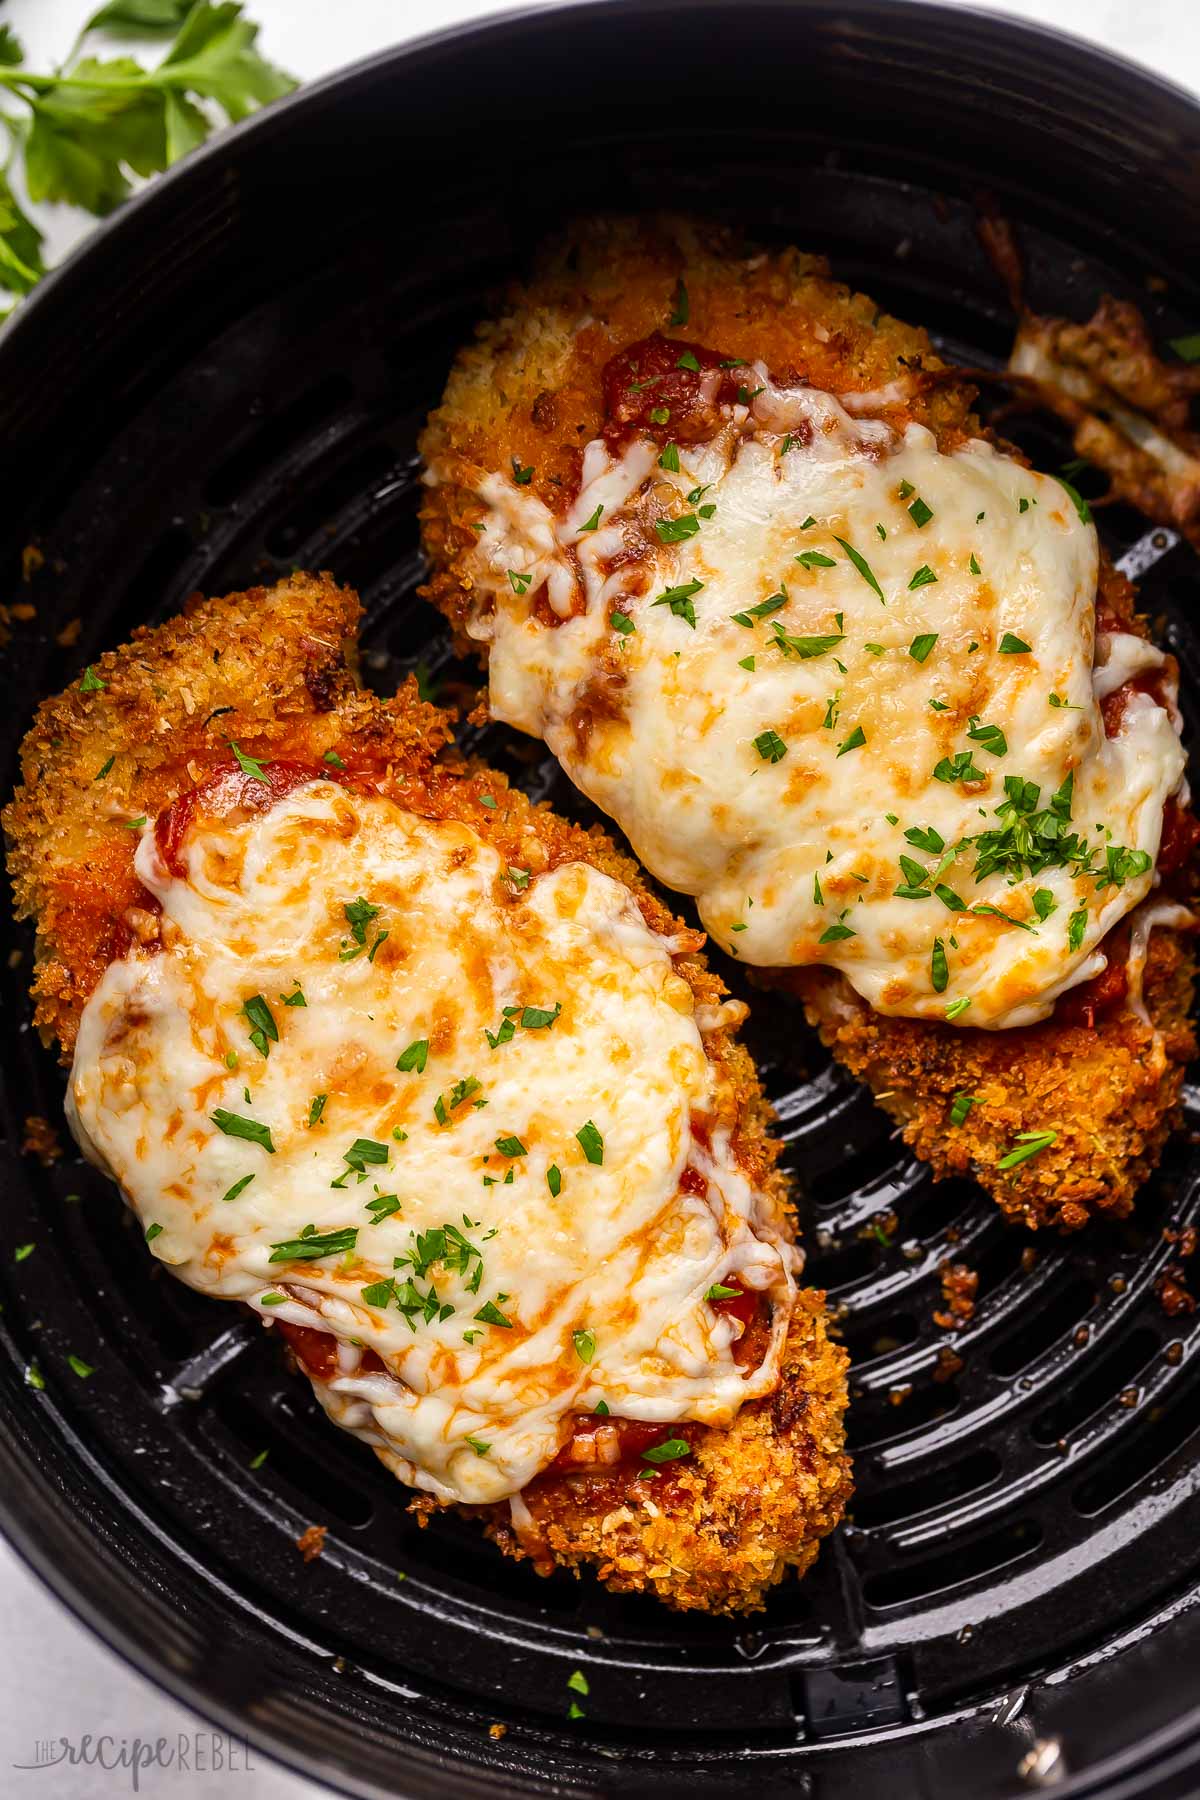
[465,1291,850,1615]
[4,570,849,1612]
[793,925,1196,1232]
[419,214,1197,1231]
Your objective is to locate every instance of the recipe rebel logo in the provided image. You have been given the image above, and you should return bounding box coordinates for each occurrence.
[12,1731,256,1791]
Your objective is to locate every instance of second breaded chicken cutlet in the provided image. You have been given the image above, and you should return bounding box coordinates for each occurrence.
[4,571,849,1614]
[419,215,1198,1231]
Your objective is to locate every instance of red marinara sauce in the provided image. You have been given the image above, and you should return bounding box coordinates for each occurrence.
[277,1319,386,1380]
[601,332,753,445]
[154,755,383,878]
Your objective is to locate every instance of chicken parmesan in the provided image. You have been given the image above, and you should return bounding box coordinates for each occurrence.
[420,216,1198,1228]
[3,572,849,1612]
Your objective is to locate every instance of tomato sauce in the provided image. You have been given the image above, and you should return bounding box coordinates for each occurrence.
[277,1319,386,1380]
[602,332,752,444]
[155,755,382,877]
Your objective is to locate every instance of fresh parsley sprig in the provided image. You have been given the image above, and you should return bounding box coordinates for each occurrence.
[0,3,294,314]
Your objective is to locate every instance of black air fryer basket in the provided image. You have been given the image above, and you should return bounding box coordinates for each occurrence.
[3,3,1200,1795]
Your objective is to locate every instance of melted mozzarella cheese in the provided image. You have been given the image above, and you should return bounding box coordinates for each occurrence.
[68,783,795,1505]
[435,379,1186,1027]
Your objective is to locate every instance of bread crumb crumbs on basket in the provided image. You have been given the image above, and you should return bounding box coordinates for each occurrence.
[296,1524,327,1563]
[22,1114,62,1165]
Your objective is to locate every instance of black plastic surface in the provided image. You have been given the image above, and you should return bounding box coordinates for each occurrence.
[1,4,1200,1796]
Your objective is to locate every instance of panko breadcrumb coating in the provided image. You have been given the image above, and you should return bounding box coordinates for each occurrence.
[419,214,1197,1231]
[3,571,849,1613]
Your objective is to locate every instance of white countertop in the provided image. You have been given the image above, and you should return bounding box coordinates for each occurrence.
[2,2,1198,1796]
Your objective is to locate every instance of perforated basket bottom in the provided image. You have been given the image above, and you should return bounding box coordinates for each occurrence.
[2,153,1200,1800]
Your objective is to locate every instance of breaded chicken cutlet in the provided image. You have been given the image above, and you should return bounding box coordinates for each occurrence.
[4,571,850,1614]
[419,215,1198,1232]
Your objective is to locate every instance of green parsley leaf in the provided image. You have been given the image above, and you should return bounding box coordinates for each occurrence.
[220,1173,255,1204]
[79,665,106,692]
[508,865,531,889]
[344,896,381,947]
[281,983,306,1007]
[579,504,604,532]
[269,1225,358,1263]
[908,497,933,529]
[14,1242,35,1263]
[94,755,115,781]
[307,1094,327,1127]
[795,550,836,569]
[1169,333,1200,363]
[931,937,950,993]
[933,751,987,785]
[945,996,972,1021]
[967,719,1008,757]
[547,1163,562,1198]
[507,568,532,595]
[655,514,701,544]
[576,1120,604,1165]
[675,349,701,372]
[996,1129,1058,1170]
[1068,907,1088,952]
[229,740,269,782]
[1056,477,1092,524]
[323,749,346,769]
[705,1282,740,1301]
[567,1670,590,1697]
[145,1222,163,1242]
[512,457,534,484]
[909,633,938,664]
[573,1328,596,1363]
[652,578,704,627]
[837,724,866,757]
[610,610,635,635]
[908,565,937,591]
[568,1702,585,1721]
[770,629,845,660]
[25,1361,44,1391]
[474,1300,514,1328]
[738,655,756,671]
[66,1353,95,1379]
[998,633,1031,654]
[898,480,915,501]
[364,1193,400,1224]
[949,1092,978,1127]
[396,1039,429,1074]
[658,442,681,472]
[494,1134,527,1158]
[211,1109,274,1153]
[519,1003,561,1030]
[668,277,689,326]
[241,992,278,1059]
[1018,497,1035,514]
[648,405,670,425]
[970,553,981,575]
[1032,888,1057,921]
[754,728,787,764]
[465,1435,491,1456]
[833,536,885,603]
[818,922,856,943]
[813,871,824,905]
[643,1437,691,1464]
[249,1449,269,1470]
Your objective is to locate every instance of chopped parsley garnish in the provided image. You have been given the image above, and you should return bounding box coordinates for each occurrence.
[931,938,950,993]
[14,1242,35,1263]
[908,565,937,591]
[770,629,844,660]
[269,1225,359,1263]
[949,1092,979,1127]
[145,1223,163,1243]
[486,1018,515,1050]
[282,984,306,1006]
[1032,888,1057,921]
[966,719,1007,757]
[668,278,689,326]
[365,1193,401,1224]
[754,728,787,764]
[507,569,532,595]
[933,751,987,785]
[659,442,681,472]
[579,504,604,532]
[818,922,856,943]
[643,1437,691,1464]
[576,1120,605,1165]
[474,1300,514,1329]
[1018,497,1035,514]
[1169,333,1200,363]
[972,903,1035,932]
[610,609,635,636]
[547,1164,562,1198]
[837,724,866,757]
[229,740,269,782]
[508,865,531,890]
[813,872,824,905]
[676,350,701,372]
[705,1283,740,1301]
[936,886,966,912]
[739,655,755,671]
[434,1075,482,1125]
[259,1293,286,1307]
[520,1003,561,1029]
[67,1355,96,1379]
[833,536,885,603]
[731,593,788,628]
[122,816,147,831]
[241,993,278,1059]
[494,1134,527,1158]
[249,1450,269,1469]
[466,1436,491,1456]
[998,633,1031,654]
[997,1130,1057,1170]
[80,665,106,692]
[396,1039,429,1074]
[512,458,534,485]
[308,1095,327,1127]
[1068,907,1088,951]
[211,1110,275,1154]
[970,553,981,575]
[653,578,704,627]
[909,632,938,664]
[795,550,836,569]
[898,480,915,501]
[568,1670,590,1698]
[649,405,670,425]
[655,514,701,544]
[94,755,115,781]
[323,749,346,769]
[221,1174,255,1204]
[573,1328,597,1363]
[908,497,934,529]
[341,896,381,961]
[945,997,972,1021]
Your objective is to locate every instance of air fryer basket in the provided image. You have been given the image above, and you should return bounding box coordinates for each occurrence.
[2,3,1200,1795]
